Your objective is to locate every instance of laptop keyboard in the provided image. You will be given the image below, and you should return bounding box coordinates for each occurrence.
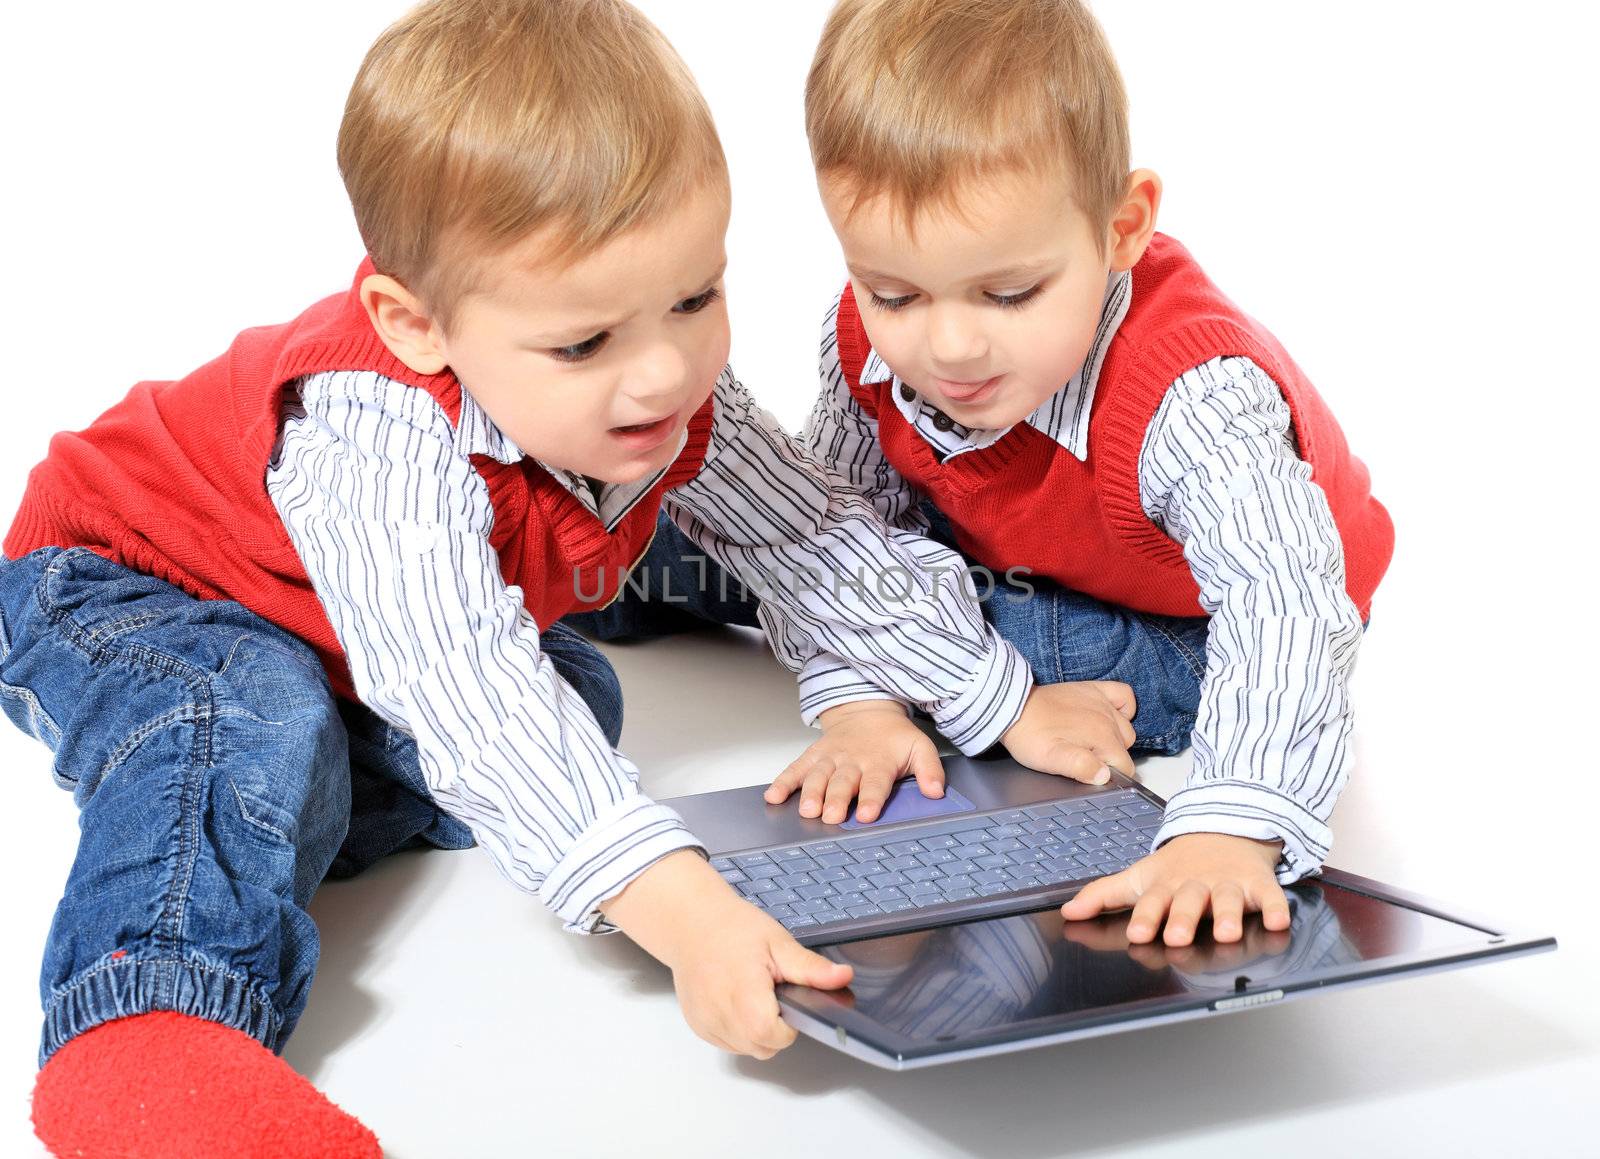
[710,788,1162,935]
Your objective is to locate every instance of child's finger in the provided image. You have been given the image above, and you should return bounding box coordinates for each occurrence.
[1094,680,1138,720]
[821,765,864,824]
[766,751,823,804]
[853,767,896,823]
[1040,742,1112,785]
[797,759,839,818]
[1092,742,1135,779]
[772,937,854,991]
[1249,878,1293,931]
[1210,882,1247,942]
[1125,883,1177,942]
[1161,880,1213,946]
[907,738,946,801]
[1060,869,1137,919]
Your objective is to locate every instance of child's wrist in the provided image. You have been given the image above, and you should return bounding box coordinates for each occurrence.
[817,698,910,730]
[598,848,740,969]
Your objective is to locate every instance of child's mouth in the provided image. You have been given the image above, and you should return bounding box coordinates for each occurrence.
[929,373,1004,405]
[608,413,676,450]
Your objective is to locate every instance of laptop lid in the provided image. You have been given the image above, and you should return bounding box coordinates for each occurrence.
[775,869,1556,1069]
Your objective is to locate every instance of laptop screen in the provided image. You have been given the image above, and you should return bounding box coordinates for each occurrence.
[785,879,1512,1061]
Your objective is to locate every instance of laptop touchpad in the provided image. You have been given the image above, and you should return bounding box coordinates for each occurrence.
[839,780,978,829]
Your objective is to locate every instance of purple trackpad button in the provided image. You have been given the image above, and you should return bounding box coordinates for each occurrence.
[838,781,978,829]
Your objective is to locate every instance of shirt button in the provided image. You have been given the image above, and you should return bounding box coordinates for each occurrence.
[899,384,916,402]
[931,411,955,432]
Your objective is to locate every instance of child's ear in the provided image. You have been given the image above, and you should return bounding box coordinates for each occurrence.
[359,273,449,375]
[1107,168,1163,273]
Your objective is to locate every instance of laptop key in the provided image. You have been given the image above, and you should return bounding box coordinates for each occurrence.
[846,904,881,918]
[866,887,905,903]
[757,889,802,905]
[733,852,775,868]
[954,843,990,860]
[975,854,1012,870]
[905,866,942,883]
[869,870,910,888]
[834,892,868,908]
[773,872,816,888]
[885,840,926,855]
[812,866,853,882]
[710,857,736,872]
[976,881,1012,896]
[815,851,856,869]
[882,856,921,871]
[941,886,978,900]
[915,849,957,866]
[796,883,837,900]
[972,869,1009,885]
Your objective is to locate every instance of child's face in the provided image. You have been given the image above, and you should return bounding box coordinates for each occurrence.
[434,189,732,486]
[820,166,1130,432]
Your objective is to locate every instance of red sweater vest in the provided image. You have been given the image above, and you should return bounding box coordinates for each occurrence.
[834,234,1392,620]
[4,257,713,701]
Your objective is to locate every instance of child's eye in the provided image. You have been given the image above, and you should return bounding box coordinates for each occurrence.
[549,332,610,363]
[986,285,1043,310]
[674,286,722,314]
[867,289,916,311]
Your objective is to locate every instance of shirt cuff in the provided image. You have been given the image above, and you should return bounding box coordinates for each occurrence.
[797,653,910,726]
[540,796,707,934]
[929,633,1033,756]
[1150,780,1332,885]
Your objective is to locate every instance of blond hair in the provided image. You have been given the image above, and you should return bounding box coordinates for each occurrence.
[338,0,727,332]
[805,0,1128,241]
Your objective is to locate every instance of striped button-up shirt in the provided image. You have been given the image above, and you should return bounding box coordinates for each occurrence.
[805,274,1365,883]
[265,366,1031,932]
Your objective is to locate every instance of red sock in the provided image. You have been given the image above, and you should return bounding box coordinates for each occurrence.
[32,1010,382,1159]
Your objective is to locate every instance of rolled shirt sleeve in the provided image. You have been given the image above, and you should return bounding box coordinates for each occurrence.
[1139,356,1366,882]
[665,366,1032,755]
[266,369,703,933]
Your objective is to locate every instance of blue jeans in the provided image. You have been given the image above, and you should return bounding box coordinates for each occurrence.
[916,504,1211,756]
[0,545,623,1064]
[571,508,1210,755]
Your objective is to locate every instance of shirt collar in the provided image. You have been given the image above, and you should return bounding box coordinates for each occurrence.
[454,384,683,532]
[858,268,1132,463]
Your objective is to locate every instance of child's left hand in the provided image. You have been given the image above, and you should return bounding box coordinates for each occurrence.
[1060,832,1292,946]
[765,700,943,823]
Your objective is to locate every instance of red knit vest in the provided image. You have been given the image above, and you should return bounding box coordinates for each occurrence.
[4,257,714,701]
[834,234,1392,620]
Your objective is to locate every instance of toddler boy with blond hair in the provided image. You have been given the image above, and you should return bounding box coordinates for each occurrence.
[1,1,1137,1155]
[790,0,1394,946]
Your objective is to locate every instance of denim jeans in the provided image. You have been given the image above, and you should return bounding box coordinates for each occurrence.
[917,504,1211,756]
[571,506,1210,756]
[0,545,623,1064]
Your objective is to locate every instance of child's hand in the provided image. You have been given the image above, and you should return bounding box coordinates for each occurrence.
[1000,680,1138,785]
[1060,832,1291,946]
[765,700,944,824]
[600,850,853,1059]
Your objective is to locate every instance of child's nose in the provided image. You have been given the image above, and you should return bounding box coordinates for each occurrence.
[925,304,988,367]
[623,342,690,402]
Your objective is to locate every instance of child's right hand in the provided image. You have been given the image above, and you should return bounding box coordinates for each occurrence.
[1000,680,1138,784]
[599,849,853,1059]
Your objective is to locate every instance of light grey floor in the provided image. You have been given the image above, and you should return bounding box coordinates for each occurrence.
[4,616,1594,1158]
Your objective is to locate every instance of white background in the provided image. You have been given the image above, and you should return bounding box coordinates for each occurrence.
[2,2,1597,1156]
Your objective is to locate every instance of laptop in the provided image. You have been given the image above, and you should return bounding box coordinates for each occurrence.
[661,754,1556,1070]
